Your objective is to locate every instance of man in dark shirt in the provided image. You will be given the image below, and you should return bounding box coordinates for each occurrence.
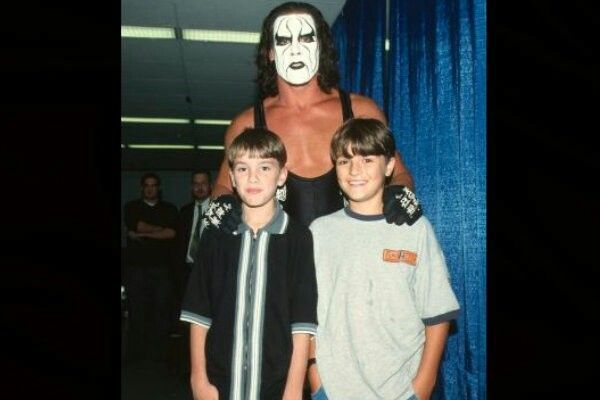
[177,169,212,307]
[123,172,178,365]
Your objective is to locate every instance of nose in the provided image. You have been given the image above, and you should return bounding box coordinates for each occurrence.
[290,38,301,55]
[248,168,259,183]
[349,159,362,176]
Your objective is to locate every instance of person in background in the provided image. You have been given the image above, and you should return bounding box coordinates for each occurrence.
[177,169,212,315]
[123,172,178,366]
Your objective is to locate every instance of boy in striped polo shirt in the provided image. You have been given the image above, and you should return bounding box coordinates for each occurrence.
[181,127,318,400]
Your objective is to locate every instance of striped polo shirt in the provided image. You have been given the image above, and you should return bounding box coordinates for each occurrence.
[181,204,318,399]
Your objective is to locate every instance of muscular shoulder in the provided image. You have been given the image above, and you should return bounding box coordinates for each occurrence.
[349,93,387,123]
[124,199,142,211]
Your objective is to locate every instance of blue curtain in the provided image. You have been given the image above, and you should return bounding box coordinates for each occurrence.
[333,1,486,399]
[331,0,386,108]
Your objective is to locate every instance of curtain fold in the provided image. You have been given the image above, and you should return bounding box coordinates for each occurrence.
[332,0,386,108]
[333,1,486,399]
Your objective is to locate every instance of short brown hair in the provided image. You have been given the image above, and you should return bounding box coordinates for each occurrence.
[330,118,396,161]
[227,128,287,168]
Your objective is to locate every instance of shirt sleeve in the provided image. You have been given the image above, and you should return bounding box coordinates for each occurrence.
[413,219,460,325]
[180,231,214,328]
[290,229,318,335]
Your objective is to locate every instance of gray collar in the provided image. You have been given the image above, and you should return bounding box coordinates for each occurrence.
[235,202,289,236]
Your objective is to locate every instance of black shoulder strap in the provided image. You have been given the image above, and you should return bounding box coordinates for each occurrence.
[253,99,267,129]
[339,89,354,122]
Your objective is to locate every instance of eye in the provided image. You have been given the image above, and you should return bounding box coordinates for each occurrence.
[260,165,272,172]
[336,159,349,166]
[235,166,247,173]
[275,35,291,46]
[363,157,375,163]
[299,34,315,43]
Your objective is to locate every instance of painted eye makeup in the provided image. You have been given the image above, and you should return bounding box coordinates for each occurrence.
[275,35,291,46]
[299,33,315,43]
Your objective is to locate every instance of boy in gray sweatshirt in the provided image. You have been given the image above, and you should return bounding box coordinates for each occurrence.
[308,118,460,400]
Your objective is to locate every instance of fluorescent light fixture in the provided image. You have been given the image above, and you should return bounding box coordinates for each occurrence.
[182,29,260,44]
[385,39,390,51]
[121,26,176,39]
[197,145,225,150]
[128,144,195,149]
[121,117,190,124]
[193,119,231,126]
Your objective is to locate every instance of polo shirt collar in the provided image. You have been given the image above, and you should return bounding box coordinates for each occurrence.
[235,202,288,235]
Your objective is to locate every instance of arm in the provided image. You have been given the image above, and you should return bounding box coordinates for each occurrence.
[306,337,322,393]
[136,205,178,239]
[350,93,414,191]
[211,108,254,199]
[282,333,311,400]
[136,220,164,233]
[411,322,450,400]
[389,152,415,191]
[137,227,176,240]
[189,324,219,400]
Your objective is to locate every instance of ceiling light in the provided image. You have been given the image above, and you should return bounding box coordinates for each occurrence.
[128,144,195,149]
[182,29,260,44]
[121,144,126,149]
[121,117,190,124]
[121,26,176,39]
[385,39,390,51]
[197,145,225,150]
[193,119,231,126]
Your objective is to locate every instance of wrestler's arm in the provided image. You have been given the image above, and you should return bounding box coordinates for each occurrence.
[211,108,254,199]
[351,94,415,191]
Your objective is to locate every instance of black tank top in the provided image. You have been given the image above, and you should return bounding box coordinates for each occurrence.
[254,89,354,227]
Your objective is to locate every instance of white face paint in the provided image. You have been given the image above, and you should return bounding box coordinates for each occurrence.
[272,13,319,85]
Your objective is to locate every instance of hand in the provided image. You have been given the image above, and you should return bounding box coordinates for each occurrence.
[202,194,242,234]
[191,381,219,400]
[383,185,423,226]
[411,376,434,400]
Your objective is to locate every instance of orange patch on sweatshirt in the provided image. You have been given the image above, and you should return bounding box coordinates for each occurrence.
[383,249,418,266]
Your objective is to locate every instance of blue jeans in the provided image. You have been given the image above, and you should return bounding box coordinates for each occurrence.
[311,386,328,400]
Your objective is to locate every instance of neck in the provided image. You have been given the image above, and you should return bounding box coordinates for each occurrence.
[275,77,326,107]
[242,200,277,234]
[348,197,384,216]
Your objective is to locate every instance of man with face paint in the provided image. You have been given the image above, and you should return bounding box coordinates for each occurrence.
[207,2,422,231]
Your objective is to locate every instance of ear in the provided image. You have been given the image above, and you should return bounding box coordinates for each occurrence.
[229,170,236,188]
[385,157,396,177]
[277,166,288,187]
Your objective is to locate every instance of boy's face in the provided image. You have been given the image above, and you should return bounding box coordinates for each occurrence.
[335,147,395,212]
[229,153,287,209]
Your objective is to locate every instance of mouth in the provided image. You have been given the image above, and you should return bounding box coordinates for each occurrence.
[289,62,305,70]
[347,180,367,186]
